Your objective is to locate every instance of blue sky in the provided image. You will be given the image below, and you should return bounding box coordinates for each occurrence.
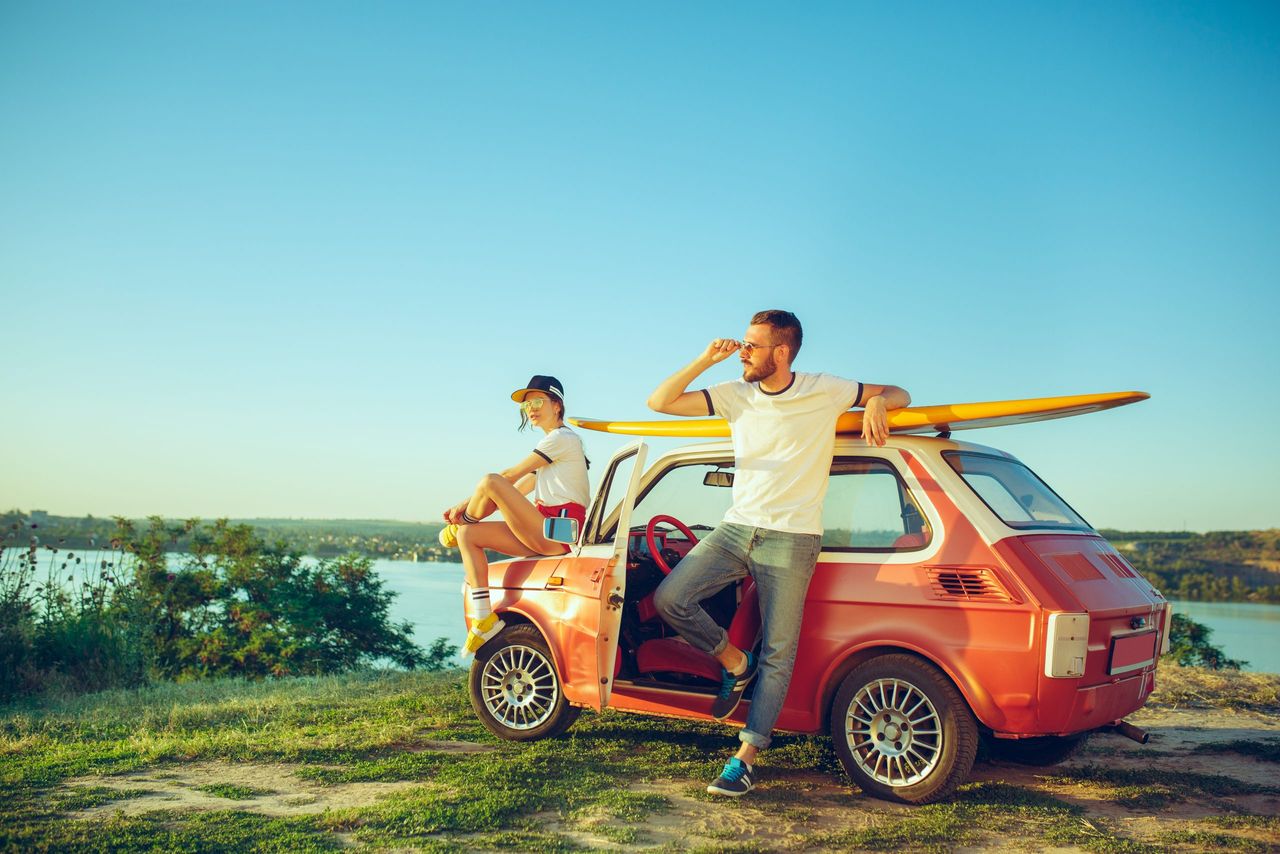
[2,1,1277,531]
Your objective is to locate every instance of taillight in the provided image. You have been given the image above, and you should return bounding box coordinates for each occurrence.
[1159,605,1173,655]
[1045,612,1089,678]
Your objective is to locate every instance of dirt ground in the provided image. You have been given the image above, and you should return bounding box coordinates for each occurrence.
[60,707,1280,851]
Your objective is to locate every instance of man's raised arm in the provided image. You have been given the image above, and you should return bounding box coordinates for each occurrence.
[647,339,741,416]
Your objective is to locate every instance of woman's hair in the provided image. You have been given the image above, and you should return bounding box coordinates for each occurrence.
[519,392,565,431]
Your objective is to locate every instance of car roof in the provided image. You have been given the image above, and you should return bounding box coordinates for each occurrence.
[644,433,1014,466]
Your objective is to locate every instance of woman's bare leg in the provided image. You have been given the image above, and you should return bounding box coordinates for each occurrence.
[471,473,565,554]
[462,493,498,522]
[456,522,534,589]
[455,517,554,651]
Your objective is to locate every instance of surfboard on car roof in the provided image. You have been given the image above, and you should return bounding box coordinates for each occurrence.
[569,390,1149,438]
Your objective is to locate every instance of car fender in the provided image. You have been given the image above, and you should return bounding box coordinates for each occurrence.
[812,640,1001,733]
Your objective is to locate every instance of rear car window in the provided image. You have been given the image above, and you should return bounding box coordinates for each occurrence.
[943,451,1091,532]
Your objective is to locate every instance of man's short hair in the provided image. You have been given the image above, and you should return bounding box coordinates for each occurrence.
[751,309,803,358]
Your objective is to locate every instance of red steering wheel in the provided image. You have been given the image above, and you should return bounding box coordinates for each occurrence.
[646,514,699,575]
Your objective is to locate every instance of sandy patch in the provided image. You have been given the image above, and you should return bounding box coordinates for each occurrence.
[61,761,416,819]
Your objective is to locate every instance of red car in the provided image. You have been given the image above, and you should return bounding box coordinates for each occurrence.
[465,434,1167,803]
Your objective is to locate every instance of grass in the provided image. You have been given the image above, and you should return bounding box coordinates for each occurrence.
[1148,662,1280,712]
[193,783,277,799]
[1043,763,1280,810]
[1192,738,1280,763]
[799,782,1164,853]
[49,784,154,811]
[2,665,1278,852]
[1156,829,1273,852]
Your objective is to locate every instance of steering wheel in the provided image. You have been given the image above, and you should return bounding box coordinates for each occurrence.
[646,514,699,575]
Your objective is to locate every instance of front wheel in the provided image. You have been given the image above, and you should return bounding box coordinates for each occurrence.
[468,623,580,741]
[829,654,978,804]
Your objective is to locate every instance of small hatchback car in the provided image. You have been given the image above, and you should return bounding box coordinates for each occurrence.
[466,434,1167,804]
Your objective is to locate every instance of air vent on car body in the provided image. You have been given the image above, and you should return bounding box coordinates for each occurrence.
[1047,552,1105,582]
[924,566,1018,603]
[1100,553,1139,578]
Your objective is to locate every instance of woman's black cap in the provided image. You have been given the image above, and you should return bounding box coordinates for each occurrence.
[511,375,565,402]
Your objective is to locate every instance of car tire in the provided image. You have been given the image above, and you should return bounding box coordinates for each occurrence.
[986,732,1090,766]
[468,623,580,742]
[829,654,978,804]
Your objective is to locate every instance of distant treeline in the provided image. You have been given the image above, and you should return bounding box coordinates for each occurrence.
[5,511,1279,603]
[2,511,453,563]
[1099,529,1280,603]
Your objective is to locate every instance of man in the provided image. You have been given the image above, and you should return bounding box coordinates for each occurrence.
[647,309,910,796]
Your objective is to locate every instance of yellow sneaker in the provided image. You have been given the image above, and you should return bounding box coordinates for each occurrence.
[438,523,460,548]
[464,613,505,654]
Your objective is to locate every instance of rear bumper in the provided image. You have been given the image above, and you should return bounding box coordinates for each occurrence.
[995,667,1155,738]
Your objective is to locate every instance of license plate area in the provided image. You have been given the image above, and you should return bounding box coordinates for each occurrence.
[1109,631,1157,675]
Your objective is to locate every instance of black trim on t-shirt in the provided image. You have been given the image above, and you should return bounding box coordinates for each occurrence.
[533,449,553,464]
[759,372,797,396]
[701,389,714,415]
[854,382,865,408]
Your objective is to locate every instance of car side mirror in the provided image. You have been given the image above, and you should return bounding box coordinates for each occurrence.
[703,471,734,487]
[542,516,580,545]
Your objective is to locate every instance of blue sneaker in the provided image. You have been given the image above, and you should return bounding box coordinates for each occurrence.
[710,651,757,719]
[707,757,755,797]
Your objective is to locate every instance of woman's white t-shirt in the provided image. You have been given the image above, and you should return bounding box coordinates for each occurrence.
[532,426,590,507]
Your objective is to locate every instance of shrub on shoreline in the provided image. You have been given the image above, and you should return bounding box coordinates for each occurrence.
[0,517,454,702]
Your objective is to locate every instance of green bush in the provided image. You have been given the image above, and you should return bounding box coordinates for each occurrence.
[1165,613,1246,670]
[0,515,455,702]
[116,517,435,680]
[0,526,149,700]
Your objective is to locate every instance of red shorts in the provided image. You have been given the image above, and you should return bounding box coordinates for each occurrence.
[536,501,587,552]
[536,501,587,525]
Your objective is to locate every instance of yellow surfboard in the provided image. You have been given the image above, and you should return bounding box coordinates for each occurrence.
[570,391,1149,438]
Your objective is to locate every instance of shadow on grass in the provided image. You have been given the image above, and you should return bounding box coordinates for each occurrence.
[1043,763,1280,810]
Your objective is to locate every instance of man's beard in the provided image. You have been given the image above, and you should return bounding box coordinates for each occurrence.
[742,352,777,383]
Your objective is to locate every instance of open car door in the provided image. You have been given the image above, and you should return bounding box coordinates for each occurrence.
[583,439,648,709]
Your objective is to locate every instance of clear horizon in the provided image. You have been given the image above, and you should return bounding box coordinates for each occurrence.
[3,2,1278,531]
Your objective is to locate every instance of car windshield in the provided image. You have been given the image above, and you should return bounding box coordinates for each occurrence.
[943,451,1091,532]
[632,462,736,533]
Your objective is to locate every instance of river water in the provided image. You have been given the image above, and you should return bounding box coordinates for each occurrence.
[374,560,1280,673]
[1167,599,1280,673]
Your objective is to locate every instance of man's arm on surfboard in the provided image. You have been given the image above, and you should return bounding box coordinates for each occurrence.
[859,384,912,447]
[647,339,741,416]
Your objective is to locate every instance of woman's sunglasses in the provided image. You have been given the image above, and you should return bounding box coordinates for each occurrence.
[521,397,552,412]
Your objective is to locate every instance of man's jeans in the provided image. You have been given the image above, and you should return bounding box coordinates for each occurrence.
[653,522,822,750]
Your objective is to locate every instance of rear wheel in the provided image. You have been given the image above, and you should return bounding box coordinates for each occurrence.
[468,624,580,741]
[829,654,978,804]
[986,733,1090,766]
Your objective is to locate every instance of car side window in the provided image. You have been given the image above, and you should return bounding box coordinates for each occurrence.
[588,449,641,544]
[822,458,932,551]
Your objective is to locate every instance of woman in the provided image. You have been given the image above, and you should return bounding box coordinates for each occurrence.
[439,375,590,653]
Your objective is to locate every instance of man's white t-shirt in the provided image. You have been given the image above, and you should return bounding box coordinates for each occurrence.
[705,372,863,535]
[532,426,590,508]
